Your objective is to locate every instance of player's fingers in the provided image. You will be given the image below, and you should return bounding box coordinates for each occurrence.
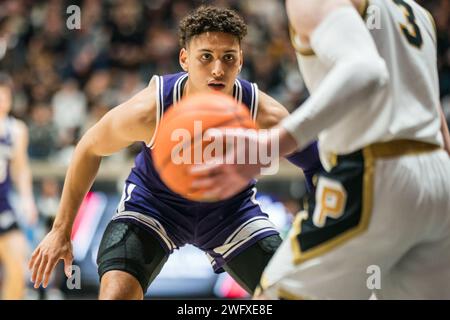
[189,162,222,177]
[42,257,58,288]
[190,176,216,189]
[203,128,228,141]
[63,254,74,278]
[29,247,41,270]
[34,254,49,288]
[30,252,43,283]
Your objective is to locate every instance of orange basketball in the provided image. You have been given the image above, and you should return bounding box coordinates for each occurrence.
[151,92,256,202]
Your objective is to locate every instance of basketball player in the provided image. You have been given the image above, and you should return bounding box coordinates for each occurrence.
[28,6,322,299]
[191,0,450,299]
[0,73,38,299]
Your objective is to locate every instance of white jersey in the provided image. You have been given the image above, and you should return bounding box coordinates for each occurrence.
[291,0,443,161]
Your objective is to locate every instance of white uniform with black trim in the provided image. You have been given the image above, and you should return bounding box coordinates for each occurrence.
[261,0,450,299]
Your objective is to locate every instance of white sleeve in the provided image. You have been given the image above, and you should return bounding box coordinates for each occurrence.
[147,75,161,148]
[280,6,389,150]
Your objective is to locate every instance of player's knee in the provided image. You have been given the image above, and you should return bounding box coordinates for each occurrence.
[258,234,282,254]
[97,220,168,297]
[99,270,144,300]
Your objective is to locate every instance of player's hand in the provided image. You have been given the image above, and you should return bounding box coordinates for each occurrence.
[29,228,73,289]
[190,129,266,200]
[190,126,298,201]
[190,159,264,201]
[190,128,283,201]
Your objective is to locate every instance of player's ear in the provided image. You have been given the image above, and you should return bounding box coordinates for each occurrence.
[179,48,189,72]
[238,49,243,73]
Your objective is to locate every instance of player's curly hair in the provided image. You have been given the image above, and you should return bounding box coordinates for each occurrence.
[179,6,247,48]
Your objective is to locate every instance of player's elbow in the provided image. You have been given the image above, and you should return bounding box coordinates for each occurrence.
[75,128,104,158]
[352,56,390,94]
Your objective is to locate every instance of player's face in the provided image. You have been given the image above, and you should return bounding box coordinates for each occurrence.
[180,32,243,96]
[0,86,12,116]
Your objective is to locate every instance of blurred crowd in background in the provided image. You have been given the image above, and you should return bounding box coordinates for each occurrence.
[0,0,305,164]
[1,0,447,165]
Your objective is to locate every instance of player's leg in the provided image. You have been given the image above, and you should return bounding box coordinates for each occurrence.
[200,188,282,295]
[97,220,169,300]
[258,212,391,299]
[222,234,282,293]
[0,229,29,299]
[260,144,448,299]
[378,149,450,299]
[260,151,389,299]
[382,234,450,299]
[99,270,144,300]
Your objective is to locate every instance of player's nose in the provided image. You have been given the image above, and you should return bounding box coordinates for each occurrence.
[211,60,225,78]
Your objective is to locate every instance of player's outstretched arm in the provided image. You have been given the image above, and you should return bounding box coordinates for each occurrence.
[29,78,158,289]
[190,0,389,200]
[280,0,389,151]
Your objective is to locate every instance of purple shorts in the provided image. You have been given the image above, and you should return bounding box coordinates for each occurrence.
[112,182,279,273]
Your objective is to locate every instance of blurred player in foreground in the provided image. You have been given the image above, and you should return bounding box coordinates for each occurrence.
[29,6,321,299]
[0,72,38,299]
[191,0,450,299]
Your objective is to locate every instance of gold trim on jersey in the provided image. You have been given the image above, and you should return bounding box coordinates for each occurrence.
[289,24,315,56]
[289,1,370,57]
[253,286,263,298]
[289,139,440,266]
[277,288,307,300]
[369,139,440,158]
[358,0,370,20]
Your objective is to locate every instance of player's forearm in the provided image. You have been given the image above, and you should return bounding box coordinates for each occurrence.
[52,140,102,234]
[281,7,389,150]
[281,59,388,149]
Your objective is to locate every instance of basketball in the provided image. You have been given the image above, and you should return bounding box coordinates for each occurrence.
[151,92,256,201]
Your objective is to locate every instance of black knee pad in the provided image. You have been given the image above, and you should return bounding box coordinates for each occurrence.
[223,234,282,294]
[97,220,168,293]
[256,234,283,255]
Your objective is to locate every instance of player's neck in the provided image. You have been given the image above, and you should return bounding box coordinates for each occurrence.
[183,79,193,97]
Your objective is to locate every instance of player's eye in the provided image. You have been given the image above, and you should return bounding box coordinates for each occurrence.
[223,54,235,62]
[201,53,212,60]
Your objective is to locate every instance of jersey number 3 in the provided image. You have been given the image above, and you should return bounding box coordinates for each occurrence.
[393,0,423,48]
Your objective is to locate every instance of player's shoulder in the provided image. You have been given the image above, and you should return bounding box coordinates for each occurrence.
[160,72,187,82]
[157,72,188,90]
[235,77,258,99]
[152,72,188,108]
[236,76,256,87]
